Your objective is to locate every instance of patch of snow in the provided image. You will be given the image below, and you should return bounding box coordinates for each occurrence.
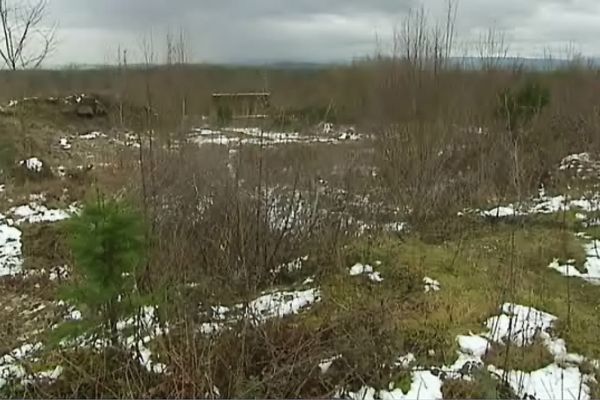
[59,138,72,150]
[31,365,63,383]
[481,206,522,218]
[471,187,600,219]
[548,240,600,285]
[485,303,556,347]
[9,202,73,224]
[189,126,365,147]
[383,222,408,233]
[341,303,594,400]
[349,263,384,282]
[125,133,141,148]
[0,223,23,277]
[349,263,374,276]
[0,342,44,389]
[489,364,591,400]
[271,255,308,276]
[61,305,167,374]
[302,276,315,285]
[559,152,591,170]
[19,157,43,173]
[247,288,321,322]
[457,335,490,358]
[49,265,70,281]
[78,131,105,140]
[319,354,341,374]
[342,370,443,400]
[198,288,321,333]
[338,131,363,141]
[29,193,46,202]
[368,271,384,282]
[396,353,417,368]
[192,128,222,136]
[423,277,441,293]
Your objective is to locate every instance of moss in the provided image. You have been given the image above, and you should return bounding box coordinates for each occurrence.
[392,371,412,394]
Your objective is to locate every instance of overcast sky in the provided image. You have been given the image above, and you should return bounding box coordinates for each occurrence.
[42,0,600,65]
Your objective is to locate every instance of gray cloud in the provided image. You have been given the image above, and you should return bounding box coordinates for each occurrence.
[40,0,600,65]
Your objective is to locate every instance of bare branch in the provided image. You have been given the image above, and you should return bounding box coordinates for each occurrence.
[0,0,56,70]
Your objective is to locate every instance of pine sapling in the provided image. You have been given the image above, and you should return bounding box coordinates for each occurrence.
[54,197,146,347]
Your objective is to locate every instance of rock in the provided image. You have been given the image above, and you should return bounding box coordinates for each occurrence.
[74,95,108,118]
[76,105,94,118]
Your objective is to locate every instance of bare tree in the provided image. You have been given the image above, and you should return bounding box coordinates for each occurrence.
[477,25,509,70]
[0,0,56,70]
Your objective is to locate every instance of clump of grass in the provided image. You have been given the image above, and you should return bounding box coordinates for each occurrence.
[442,369,516,399]
[484,338,554,372]
[21,222,72,273]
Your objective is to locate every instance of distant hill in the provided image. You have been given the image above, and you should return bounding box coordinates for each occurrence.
[46,56,600,72]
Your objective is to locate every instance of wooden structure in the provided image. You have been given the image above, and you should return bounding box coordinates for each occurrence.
[211,92,270,123]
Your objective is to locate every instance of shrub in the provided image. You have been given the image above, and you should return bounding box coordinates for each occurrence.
[55,197,146,346]
[497,80,550,133]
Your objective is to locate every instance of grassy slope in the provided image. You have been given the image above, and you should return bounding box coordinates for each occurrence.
[302,212,600,395]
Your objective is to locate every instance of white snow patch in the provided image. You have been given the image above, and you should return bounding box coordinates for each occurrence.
[319,354,342,374]
[489,364,591,400]
[396,353,417,368]
[342,303,594,400]
[349,263,383,282]
[457,335,490,358]
[59,138,72,150]
[548,240,600,285]
[61,305,167,374]
[481,206,522,218]
[559,152,591,170]
[10,203,72,224]
[19,157,43,173]
[473,188,600,219]
[78,131,105,140]
[382,221,408,233]
[198,288,321,333]
[349,263,372,276]
[1,201,75,277]
[24,265,70,281]
[423,277,441,293]
[302,276,315,285]
[271,255,308,276]
[189,126,365,147]
[368,271,384,282]
[0,342,45,389]
[342,370,444,400]
[484,303,556,347]
[0,223,22,277]
[247,288,321,321]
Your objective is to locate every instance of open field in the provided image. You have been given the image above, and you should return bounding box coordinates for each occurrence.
[1,56,600,400]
